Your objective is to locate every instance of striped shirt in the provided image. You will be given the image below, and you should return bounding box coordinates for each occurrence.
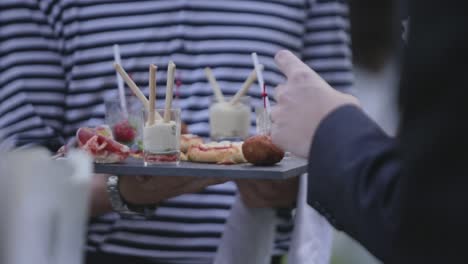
[0,0,352,263]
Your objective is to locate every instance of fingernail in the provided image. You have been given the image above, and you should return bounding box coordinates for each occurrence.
[275,50,290,61]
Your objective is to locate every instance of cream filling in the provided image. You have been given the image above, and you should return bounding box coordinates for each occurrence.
[209,102,250,139]
[143,120,178,153]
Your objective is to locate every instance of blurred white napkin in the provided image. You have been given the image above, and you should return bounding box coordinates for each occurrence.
[214,197,276,264]
[0,148,92,264]
[288,174,333,264]
[214,174,332,264]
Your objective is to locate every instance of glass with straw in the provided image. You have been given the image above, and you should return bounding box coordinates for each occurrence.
[104,44,143,150]
[251,52,272,135]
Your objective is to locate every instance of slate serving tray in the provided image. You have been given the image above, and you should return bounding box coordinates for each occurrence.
[94,156,307,180]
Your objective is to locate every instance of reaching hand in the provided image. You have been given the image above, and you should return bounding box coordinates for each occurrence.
[235,178,298,208]
[271,50,359,158]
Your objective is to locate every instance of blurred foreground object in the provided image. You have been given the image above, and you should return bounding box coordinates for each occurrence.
[0,148,92,264]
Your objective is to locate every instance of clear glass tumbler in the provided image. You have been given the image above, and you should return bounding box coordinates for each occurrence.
[142,108,181,165]
[255,106,272,136]
[209,96,251,141]
[104,97,144,151]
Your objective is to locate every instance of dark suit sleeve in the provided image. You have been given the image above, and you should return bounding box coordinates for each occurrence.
[307,0,468,262]
[307,105,401,260]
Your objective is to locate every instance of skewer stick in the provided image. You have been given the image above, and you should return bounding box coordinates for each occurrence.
[148,64,157,125]
[113,44,128,118]
[175,72,182,109]
[164,61,176,123]
[251,53,265,92]
[114,63,163,120]
[114,63,149,110]
[204,67,225,103]
[230,67,261,105]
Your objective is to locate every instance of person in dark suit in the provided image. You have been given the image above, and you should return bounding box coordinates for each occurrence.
[238,0,468,262]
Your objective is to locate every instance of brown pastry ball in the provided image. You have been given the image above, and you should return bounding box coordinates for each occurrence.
[242,135,285,166]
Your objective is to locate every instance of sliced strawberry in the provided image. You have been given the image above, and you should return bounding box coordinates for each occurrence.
[113,120,136,143]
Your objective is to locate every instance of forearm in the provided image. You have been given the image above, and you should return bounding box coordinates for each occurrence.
[88,175,163,217]
[89,174,113,217]
[307,105,401,261]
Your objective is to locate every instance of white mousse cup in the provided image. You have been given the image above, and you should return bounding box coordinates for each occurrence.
[209,96,251,141]
[142,108,181,165]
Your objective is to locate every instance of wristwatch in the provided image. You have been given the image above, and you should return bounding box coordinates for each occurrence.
[106,175,157,218]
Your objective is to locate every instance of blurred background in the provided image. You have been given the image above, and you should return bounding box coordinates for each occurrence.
[1,0,408,263]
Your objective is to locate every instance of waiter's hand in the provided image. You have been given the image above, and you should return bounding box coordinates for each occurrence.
[119,176,227,205]
[235,177,298,208]
[271,50,359,158]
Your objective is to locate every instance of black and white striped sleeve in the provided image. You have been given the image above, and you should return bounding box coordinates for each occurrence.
[302,0,353,92]
[0,0,66,150]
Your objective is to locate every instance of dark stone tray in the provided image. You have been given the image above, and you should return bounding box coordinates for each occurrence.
[94,156,307,179]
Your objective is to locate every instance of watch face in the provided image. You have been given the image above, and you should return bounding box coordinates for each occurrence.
[108,175,118,185]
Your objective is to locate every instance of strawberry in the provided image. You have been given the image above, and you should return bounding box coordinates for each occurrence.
[113,120,136,143]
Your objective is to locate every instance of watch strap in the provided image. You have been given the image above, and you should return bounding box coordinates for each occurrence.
[106,175,157,218]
